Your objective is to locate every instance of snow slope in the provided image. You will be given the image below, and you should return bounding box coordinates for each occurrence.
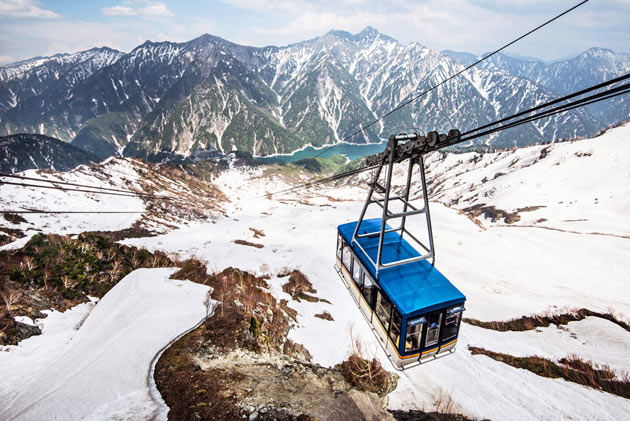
[426,123,630,237]
[1,124,628,420]
[0,159,145,240]
[0,156,224,250]
[0,268,213,420]
[123,195,630,419]
[122,124,630,419]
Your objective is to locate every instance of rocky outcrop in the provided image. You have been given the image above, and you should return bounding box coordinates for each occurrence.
[308,390,395,421]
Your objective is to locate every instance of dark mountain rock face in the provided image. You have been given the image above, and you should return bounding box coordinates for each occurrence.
[1,29,628,162]
[0,133,98,173]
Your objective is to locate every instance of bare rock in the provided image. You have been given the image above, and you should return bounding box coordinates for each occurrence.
[307,390,395,421]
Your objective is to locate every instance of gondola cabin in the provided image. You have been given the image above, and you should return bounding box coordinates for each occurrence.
[335,218,466,369]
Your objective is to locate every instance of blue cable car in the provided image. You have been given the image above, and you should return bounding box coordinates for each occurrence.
[334,132,466,369]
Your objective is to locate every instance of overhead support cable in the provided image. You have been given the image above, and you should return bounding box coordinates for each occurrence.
[0,180,163,199]
[0,210,143,214]
[341,0,591,142]
[0,172,165,197]
[449,79,630,147]
[457,87,630,144]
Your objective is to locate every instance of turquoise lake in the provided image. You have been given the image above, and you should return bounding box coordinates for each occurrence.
[255,140,388,164]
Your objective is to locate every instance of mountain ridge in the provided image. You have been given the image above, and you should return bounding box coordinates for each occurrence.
[1,27,628,162]
[0,133,98,173]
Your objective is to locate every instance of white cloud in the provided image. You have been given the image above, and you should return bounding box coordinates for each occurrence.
[102,6,136,16]
[0,0,627,63]
[101,2,174,18]
[141,2,173,17]
[0,0,60,19]
[221,0,296,13]
[0,15,216,62]
[0,54,15,65]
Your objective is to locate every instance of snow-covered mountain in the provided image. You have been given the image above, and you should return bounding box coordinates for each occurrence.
[446,47,630,128]
[0,133,98,173]
[0,48,123,116]
[0,28,628,162]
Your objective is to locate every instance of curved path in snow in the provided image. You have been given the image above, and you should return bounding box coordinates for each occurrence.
[0,268,212,421]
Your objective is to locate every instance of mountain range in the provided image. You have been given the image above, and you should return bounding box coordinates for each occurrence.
[0,27,628,163]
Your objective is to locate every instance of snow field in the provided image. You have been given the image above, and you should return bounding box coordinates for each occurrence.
[427,123,630,237]
[0,124,628,420]
[0,159,146,242]
[123,197,629,419]
[122,126,630,419]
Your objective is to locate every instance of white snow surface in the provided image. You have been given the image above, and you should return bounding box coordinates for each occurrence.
[426,123,630,237]
[0,268,212,421]
[1,124,629,420]
[121,124,630,420]
[0,159,145,238]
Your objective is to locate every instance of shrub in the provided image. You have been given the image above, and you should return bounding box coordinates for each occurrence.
[282,270,316,299]
[464,308,629,333]
[338,335,397,397]
[0,232,177,344]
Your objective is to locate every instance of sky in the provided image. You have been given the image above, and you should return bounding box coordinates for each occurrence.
[0,0,628,65]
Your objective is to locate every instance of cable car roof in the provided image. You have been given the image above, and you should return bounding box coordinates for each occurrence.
[338,218,466,316]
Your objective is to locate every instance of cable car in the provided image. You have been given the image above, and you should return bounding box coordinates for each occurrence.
[334,132,466,369]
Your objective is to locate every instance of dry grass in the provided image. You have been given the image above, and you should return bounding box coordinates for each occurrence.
[154,327,244,420]
[232,239,264,248]
[314,311,334,321]
[432,387,462,414]
[389,410,476,421]
[469,347,630,399]
[248,227,265,238]
[282,270,319,302]
[462,204,521,224]
[464,308,629,333]
[172,262,298,355]
[84,223,155,242]
[3,213,27,224]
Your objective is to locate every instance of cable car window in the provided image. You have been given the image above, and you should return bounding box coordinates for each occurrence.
[375,291,392,333]
[342,243,352,271]
[390,309,401,346]
[443,310,462,340]
[425,313,442,347]
[352,258,362,285]
[362,274,376,309]
[336,234,343,259]
[405,317,425,352]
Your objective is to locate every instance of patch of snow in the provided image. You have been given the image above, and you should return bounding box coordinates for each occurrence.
[13,316,36,327]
